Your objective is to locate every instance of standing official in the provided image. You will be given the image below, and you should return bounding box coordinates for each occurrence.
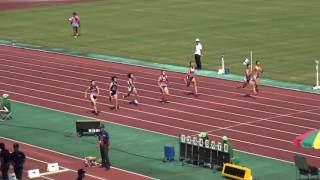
[97,124,111,170]
[194,38,203,70]
[222,136,234,163]
[10,143,26,180]
[0,143,10,180]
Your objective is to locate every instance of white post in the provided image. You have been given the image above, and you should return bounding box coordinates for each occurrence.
[250,51,253,71]
[313,60,320,90]
[221,54,225,72]
[218,53,225,74]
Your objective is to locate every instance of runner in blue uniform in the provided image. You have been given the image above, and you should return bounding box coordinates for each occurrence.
[158,70,170,104]
[109,76,119,110]
[123,73,139,105]
[84,80,99,115]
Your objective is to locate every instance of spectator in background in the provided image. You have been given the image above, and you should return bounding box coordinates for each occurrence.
[0,143,10,180]
[194,38,203,70]
[97,124,111,170]
[10,143,26,180]
[76,169,86,180]
[69,12,81,38]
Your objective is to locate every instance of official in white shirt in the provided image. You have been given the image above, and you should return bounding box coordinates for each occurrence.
[194,38,203,70]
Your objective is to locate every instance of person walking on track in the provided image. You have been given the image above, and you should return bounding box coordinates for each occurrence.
[0,143,10,180]
[194,38,203,70]
[10,143,26,180]
[97,124,111,170]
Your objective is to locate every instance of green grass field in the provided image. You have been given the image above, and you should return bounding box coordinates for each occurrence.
[1,0,320,85]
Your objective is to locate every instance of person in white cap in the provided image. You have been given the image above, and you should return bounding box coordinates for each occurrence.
[194,38,203,70]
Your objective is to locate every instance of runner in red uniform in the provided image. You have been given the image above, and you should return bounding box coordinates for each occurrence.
[84,80,99,115]
[184,61,198,96]
[158,70,170,103]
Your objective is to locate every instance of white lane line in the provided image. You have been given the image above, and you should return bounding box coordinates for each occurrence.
[1,46,319,104]
[0,82,297,143]
[206,107,319,134]
[40,176,55,180]
[1,60,319,124]
[0,137,158,180]
[1,71,305,136]
[0,89,319,161]
[1,58,307,116]
[1,52,319,111]
[0,94,316,165]
[27,154,104,180]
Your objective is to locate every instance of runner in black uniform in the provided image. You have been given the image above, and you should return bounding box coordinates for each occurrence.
[158,70,170,104]
[123,73,139,105]
[84,80,100,115]
[109,76,119,110]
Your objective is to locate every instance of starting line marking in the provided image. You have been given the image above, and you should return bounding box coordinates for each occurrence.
[38,169,70,177]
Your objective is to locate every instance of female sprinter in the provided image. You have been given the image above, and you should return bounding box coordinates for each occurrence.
[238,63,251,89]
[123,73,139,105]
[184,61,198,96]
[253,60,263,93]
[84,80,99,115]
[158,70,170,104]
[109,76,120,110]
[249,60,263,95]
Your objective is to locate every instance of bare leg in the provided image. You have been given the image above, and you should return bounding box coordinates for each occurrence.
[193,80,198,96]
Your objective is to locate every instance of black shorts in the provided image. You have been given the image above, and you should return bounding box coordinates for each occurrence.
[187,76,194,81]
[90,94,97,100]
[160,86,168,90]
[111,91,117,96]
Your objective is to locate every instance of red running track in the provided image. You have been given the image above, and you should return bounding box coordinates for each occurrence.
[0,137,152,180]
[0,45,319,166]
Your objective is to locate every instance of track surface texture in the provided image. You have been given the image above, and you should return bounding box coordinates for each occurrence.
[0,45,319,167]
[0,137,151,180]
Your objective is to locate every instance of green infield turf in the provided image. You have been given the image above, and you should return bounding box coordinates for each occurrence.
[0,0,319,85]
[0,101,296,179]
